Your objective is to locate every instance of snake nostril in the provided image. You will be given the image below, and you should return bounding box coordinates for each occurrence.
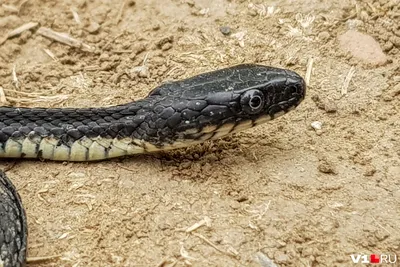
[289,81,306,101]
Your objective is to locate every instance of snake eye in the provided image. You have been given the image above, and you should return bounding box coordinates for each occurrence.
[240,89,264,114]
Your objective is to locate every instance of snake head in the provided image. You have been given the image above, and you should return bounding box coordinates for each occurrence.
[150,64,306,145]
[228,66,306,121]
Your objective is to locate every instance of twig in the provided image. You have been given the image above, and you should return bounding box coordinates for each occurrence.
[43,48,59,61]
[180,246,197,261]
[372,216,392,235]
[341,66,355,96]
[193,233,225,254]
[245,200,271,220]
[131,52,150,77]
[112,50,133,54]
[70,7,82,24]
[2,161,17,172]
[305,57,313,86]
[8,22,39,38]
[0,22,39,45]
[185,217,212,233]
[192,233,238,258]
[5,86,64,96]
[116,163,138,173]
[367,2,376,13]
[156,259,178,267]
[18,0,29,14]
[1,89,46,96]
[27,255,61,263]
[0,86,8,104]
[142,52,149,65]
[2,4,19,13]
[103,32,125,50]
[340,12,357,22]
[37,27,93,51]
[12,65,19,90]
[115,0,127,25]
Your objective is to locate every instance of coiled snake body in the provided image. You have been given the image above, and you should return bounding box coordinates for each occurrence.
[0,64,306,266]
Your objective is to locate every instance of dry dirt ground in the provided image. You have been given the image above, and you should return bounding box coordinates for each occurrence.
[0,0,399,266]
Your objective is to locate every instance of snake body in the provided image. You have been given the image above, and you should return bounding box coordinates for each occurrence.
[0,64,306,266]
[0,172,27,267]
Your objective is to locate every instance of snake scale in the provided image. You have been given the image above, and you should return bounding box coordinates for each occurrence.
[0,64,306,266]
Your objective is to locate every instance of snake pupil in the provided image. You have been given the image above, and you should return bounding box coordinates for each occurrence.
[240,89,264,114]
[250,96,262,109]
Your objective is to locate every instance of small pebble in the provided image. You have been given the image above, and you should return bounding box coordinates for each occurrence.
[236,196,248,202]
[318,31,330,41]
[156,36,173,49]
[324,100,338,113]
[345,19,364,30]
[311,121,323,130]
[359,10,369,22]
[256,252,278,267]
[274,251,289,264]
[138,66,149,78]
[364,165,376,176]
[390,36,400,47]
[87,21,100,34]
[276,240,286,248]
[248,9,258,17]
[152,24,160,31]
[68,172,86,178]
[161,42,172,51]
[230,200,240,210]
[318,159,337,174]
[220,26,232,36]
[338,30,387,66]
[383,41,393,52]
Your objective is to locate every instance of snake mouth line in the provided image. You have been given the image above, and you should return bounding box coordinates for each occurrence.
[178,105,297,145]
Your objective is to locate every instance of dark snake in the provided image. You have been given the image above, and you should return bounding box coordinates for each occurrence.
[0,64,306,266]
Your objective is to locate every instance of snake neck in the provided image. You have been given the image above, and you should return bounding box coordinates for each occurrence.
[0,99,176,160]
[0,98,159,141]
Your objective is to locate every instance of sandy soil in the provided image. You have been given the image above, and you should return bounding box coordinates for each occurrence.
[0,0,399,266]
